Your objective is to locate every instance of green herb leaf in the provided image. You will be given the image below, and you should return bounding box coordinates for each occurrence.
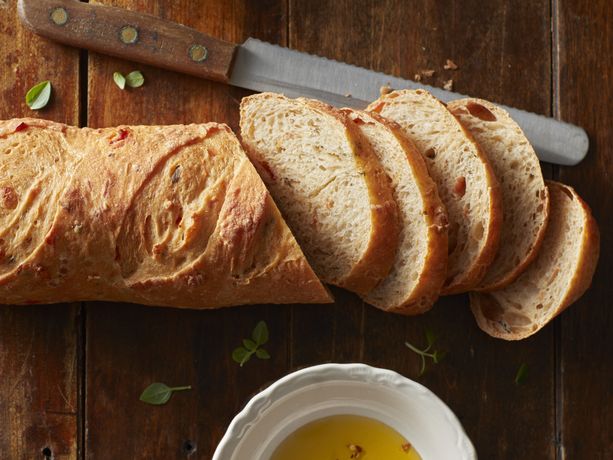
[232,346,252,367]
[515,363,528,385]
[25,81,52,110]
[125,70,145,88]
[139,382,191,405]
[113,72,126,90]
[233,320,271,366]
[252,320,269,345]
[243,339,257,351]
[255,348,271,360]
[405,330,445,376]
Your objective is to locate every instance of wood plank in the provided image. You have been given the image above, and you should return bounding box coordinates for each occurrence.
[555,0,613,457]
[289,1,556,458]
[0,1,81,459]
[84,1,287,458]
[86,304,292,457]
[88,0,285,131]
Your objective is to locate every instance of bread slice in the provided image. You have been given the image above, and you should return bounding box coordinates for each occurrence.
[448,98,549,291]
[340,108,448,314]
[240,93,400,295]
[368,89,502,294]
[470,181,599,340]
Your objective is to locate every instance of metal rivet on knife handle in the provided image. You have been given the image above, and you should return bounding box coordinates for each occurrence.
[119,26,139,44]
[49,7,69,26]
[188,44,208,62]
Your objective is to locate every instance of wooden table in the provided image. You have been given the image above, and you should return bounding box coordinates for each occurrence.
[1,1,611,458]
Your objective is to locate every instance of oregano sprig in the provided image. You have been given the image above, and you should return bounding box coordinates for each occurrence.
[232,320,271,367]
[405,329,446,376]
[139,382,191,405]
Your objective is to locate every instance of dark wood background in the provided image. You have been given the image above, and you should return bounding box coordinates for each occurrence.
[0,0,611,458]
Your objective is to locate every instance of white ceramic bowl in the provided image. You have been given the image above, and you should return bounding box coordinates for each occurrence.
[213,363,476,460]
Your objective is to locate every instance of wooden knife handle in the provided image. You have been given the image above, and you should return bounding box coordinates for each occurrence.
[18,0,237,83]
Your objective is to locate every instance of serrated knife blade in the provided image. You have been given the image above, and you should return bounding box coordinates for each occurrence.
[19,0,588,165]
[231,39,588,166]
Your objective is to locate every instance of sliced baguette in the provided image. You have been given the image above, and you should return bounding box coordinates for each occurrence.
[448,98,549,291]
[470,181,600,340]
[240,93,400,295]
[340,108,448,314]
[368,89,502,294]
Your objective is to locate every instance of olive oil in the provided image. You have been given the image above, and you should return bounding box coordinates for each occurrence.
[270,414,421,460]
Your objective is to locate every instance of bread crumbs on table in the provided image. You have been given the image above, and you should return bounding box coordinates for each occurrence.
[443,79,454,90]
[444,59,459,70]
[414,69,435,81]
[380,84,393,96]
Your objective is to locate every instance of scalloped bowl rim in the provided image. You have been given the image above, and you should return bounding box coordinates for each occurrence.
[213,363,477,460]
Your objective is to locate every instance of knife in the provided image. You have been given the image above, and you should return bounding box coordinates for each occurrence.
[18,0,588,165]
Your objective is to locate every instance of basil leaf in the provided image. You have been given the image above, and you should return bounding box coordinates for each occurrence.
[232,346,251,367]
[113,72,126,90]
[243,339,257,351]
[25,81,52,110]
[125,70,145,88]
[139,382,191,405]
[255,348,270,360]
[515,363,528,385]
[252,320,269,345]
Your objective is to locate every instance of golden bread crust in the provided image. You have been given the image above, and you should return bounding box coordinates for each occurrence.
[470,181,599,340]
[449,98,550,292]
[0,118,332,308]
[314,103,400,295]
[240,93,400,296]
[367,90,502,294]
[341,109,448,314]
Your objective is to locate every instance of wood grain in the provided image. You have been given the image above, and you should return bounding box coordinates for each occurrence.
[289,1,556,458]
[556,0,613,457]
[0,1,80,124]
[84,1,287,458]
[1,0,609,458]
[86,304,291,457]
[0,1,80,459]
[87,0,282,130]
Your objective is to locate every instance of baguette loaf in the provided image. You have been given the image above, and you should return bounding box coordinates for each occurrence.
[470,181,599,340]
[448,98,549,291]
[240,93,400,295]
[0,118,332,308]
[340,108,448,314]
[368,89,503,294]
